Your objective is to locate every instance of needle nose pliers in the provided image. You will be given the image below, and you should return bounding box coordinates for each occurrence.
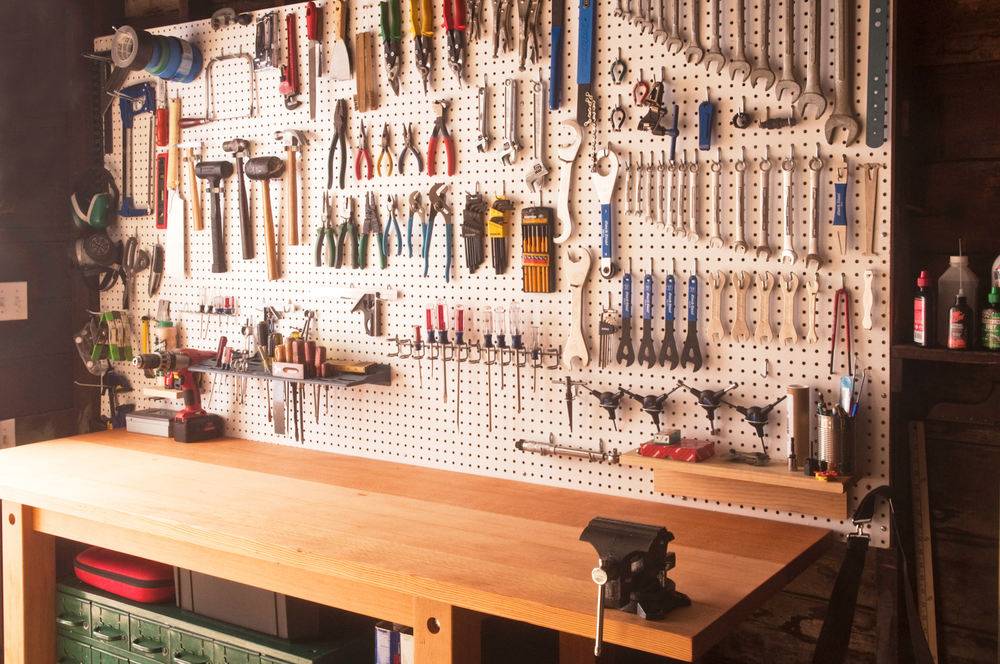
[355,120,374,181]
[398,123,424,175]
[382,194,403,256]
[327,99,348,190]
[377,123,394,177]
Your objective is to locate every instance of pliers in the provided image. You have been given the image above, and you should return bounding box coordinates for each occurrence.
[407,191,425,258]
[427,101,456,176]
[380,0,403,95]
[398,123,424,175]
[442,0,467,83]
[336,195,359,268]
[355,120,374,180]
[409,0,434,93]
[315,193,337,267]
[424,182,453,282]
[377,124,394,177]
[327,99,348,189]
[382,194,403,256]
[360,191,387,269]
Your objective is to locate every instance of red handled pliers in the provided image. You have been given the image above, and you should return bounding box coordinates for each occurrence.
[355,120,374,180]
[442,0,466,82]
[829,273,852,376]
[427,101,456,176]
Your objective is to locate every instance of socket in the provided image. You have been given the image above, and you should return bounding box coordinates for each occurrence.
[0,282,28,321]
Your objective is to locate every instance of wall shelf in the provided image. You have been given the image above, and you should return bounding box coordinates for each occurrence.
[892,344,1000,367]
[622,450,851,519]
[189,360,392,389]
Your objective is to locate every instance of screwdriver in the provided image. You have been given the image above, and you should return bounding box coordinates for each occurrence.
[425,307,436,382]
[528,315,539,392]
[454,306,465,430]
[510,303,523,413]
[494,306,507,390]
[413,324,423,387]
[482,306,494,432]
[437,302,449,402]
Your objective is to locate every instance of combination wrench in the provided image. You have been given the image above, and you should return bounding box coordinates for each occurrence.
[675,151,687,237]
[625,154,635,215]
[703,0,726,74]
[805,146,824,270]
[749,0,775,90]
[755,147,773,259]
[733,147,748,253]
[774,0,801,101]
[684,0,705,64]
[824,0,861,145]
[729,0,751,81]
[707,149,724,248]
[664,157,676,232]
[796,0,827,119]
[665,0,683,53]
[780,146,797,264]
[687,151,700,241]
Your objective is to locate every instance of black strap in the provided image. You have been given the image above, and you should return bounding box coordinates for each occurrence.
[813,486,934,664]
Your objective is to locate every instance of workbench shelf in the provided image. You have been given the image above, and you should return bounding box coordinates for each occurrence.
[892,344,1000,367]
[190,361,392,388]
[622,451,851,519]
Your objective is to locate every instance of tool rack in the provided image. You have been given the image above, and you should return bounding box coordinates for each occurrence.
[97,0,894,545]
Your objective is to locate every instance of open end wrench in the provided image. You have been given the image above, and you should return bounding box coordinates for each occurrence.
[664,158,676,231]
[805,146,824,270]
[778,272,800,344]
[824,0,861,145]
[707,270,727,342]
[665,0,683,52]
[749,0,775,89]
[774,0,801,101]
[796,0,827,119]
[658,258,679,367]
[686,151,700,242]
[805,274,819,343]
[728,0,751,81]
[730,270,752,342]
[753,271,776,343]
[684,0,705,64]
[562,248,593,369]
[733,148,748,253]
[653,0,669,43]
[780,146,797,264]
[703,0,726,73]
[592,144,621,279]
[707,148,724,248]
[679,257,703,371]
[554,120,583,244]
[755,147,773,259]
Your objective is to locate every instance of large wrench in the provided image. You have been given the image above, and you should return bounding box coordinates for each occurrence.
[664,158,676,232]
[653,0,669,43]
[501,78,521,164]
[561,248,593,369]
[780,147,797,264]
[525,71,549,191]
[805,147,824,270]
[729,0,751,81]
[684,0,704,64]
[774,0,801,101]
[749,0,775,89]
[778,272,800,344]
[665,0,683,53]
[703,0,726,73]
[755,148,773,259]
[707,149,724,248]
[796,0,827,119]
[731,270,752,342]
[592,144,621,279]
[733,148,748,253]
[687,151,700,241]
[824,0,861,145]
[675,152,687,237]
[553,120,583,244]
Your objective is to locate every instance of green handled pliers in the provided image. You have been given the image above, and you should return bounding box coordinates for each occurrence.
[315,193,337,267]
[335,195,358,268]
[379,0,403,95]
[360,191,388,269]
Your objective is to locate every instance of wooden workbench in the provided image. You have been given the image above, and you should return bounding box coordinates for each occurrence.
[0,431,831,663]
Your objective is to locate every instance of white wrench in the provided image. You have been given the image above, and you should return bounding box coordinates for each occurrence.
[561,248,593,368]
[779,146,797,264]
[755,147,773,258]
[733,147,748,253]
[707,148,724,248]
[805,145,824,270]
[553,120,583,244]
[687,151,700,241]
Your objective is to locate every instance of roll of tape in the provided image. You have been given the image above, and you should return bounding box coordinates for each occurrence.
[111,26,154,70]
[158,37,184,80]
[175,43,203,83]
[147,37,173,75]
[143,38,162,74]
[170,39,198,82]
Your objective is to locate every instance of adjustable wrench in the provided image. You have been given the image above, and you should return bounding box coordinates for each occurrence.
[561,248,593,369]
[780,147,797,264]
[805,146,824,270]
[774,0,801,101]
[796,0,827,119]
[554,120,583,244]
[728,0,751,81]
[755,147,773,259]
[476,81,491,152]
[733,148,748,253]
[501,78,521,165]
[592,144,621,279]
[525,70,549,191]
[707,148,724,248]
[824,0,861,145]
[687,151,700,242]
[749,0,775,90]
[684,0,704,64]
[665,0,683,53]
[703,0,726,74]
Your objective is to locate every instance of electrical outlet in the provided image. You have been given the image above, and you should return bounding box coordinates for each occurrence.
[0,419,14,448]
[0,282,28,321]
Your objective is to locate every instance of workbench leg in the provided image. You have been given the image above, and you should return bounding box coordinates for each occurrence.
[412,598,482,664]
[560,632,618,663]
[3,502,55,664]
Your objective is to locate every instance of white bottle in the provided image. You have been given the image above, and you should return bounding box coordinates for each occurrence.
[937,255,979,344]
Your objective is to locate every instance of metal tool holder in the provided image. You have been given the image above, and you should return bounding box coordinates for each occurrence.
[96,0,893,545]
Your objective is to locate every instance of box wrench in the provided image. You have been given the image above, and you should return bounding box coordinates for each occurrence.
[733,148,748,253]
[755,147,773,259]
[780,146,797,264]
[805,145,824,270]
[592,143,621,279]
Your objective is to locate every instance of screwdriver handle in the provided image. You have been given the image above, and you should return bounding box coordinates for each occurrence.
[621,272,632,319]
[306,1,319,40]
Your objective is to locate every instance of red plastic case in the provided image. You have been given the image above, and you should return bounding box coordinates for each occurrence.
[74,547,175,604]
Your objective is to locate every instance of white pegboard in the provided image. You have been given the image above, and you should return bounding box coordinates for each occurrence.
[98,0,892,546]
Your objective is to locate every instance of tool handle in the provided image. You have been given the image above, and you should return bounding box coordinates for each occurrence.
[549,21,563,109]
[235,158,253,259]
[209,186,227,273]
[420,0,434,33]
[358,233,369,268]
[665,275,676,321]
[285,147,299,245]
[185,149,203,231]
[167,97,181,190]
[262,180,279,280]
[156,107,169,146]
[332,0,347,40]
[390,0,403,37]
[380,1,390,37]
[621,272,632,319]
[642,273,653,320]
[444,222,453,282]
[306,1,319,39]
[687,274,698,321]
[697,100,714,151]
[833,181,848,229]
[314,230,325,267]
[600,203,613,261]
[442,0,455,29]
[422,219,434,276]
[577,0,595,84]
[407,214,415,257]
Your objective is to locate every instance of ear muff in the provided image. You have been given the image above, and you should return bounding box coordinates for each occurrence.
[71,168,119,230]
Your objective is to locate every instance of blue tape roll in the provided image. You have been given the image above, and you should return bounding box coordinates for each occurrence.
[147,37,171,75]
[174,42,203,83]
[157,37,183,80]
[143,38,162,73]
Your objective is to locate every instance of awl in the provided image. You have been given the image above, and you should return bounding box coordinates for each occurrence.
[306,2,323,120]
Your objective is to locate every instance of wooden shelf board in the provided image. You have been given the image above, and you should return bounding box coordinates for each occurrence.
[892,344,1000,366]
[622,450,850,519]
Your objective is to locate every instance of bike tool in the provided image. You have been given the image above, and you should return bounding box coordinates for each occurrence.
[679,257,703,371]
[591,143,621,279]
[658,257,679,368]
[637,257,657,368]
[575,0,597,126]
[616,259,635,366]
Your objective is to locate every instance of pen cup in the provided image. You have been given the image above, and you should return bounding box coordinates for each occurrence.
[816,410,855,476]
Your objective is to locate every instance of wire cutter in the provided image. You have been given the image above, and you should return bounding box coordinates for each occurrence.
[360,191,387,269]
[380,0,403,94]
[409,0,434,92]
[427,101,456,176]
[336,195,358,268]
[383,194,403,256]
[327,99,348,189]
[829,272,853,375]
[398,123,424,175]
[425,182,454,282]
[355,120,374,180]
[442,0,467,83]
[315,193,337,267]
[377,124,394,177]
[407,190,425,258]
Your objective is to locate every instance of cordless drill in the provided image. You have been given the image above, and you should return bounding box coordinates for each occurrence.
[133,349,224,442]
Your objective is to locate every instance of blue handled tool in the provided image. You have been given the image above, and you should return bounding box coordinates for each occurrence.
[408,191,424,258]
[637,258,656,367]
[680,257,703,371]
[697,88,715,151]
[658,259,679,368]
[616,259,635,366]
[549,0,565,109]
[591,144,620,279]
[833,156,849,256]
[575,0,596,125]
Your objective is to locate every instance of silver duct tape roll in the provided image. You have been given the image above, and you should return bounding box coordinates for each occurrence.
[787,384,810,469]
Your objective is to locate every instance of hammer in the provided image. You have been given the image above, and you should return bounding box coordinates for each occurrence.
[275,129,308,246]
[245,156,285,281]
[194,161,234,273]
[222,138,253,259]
